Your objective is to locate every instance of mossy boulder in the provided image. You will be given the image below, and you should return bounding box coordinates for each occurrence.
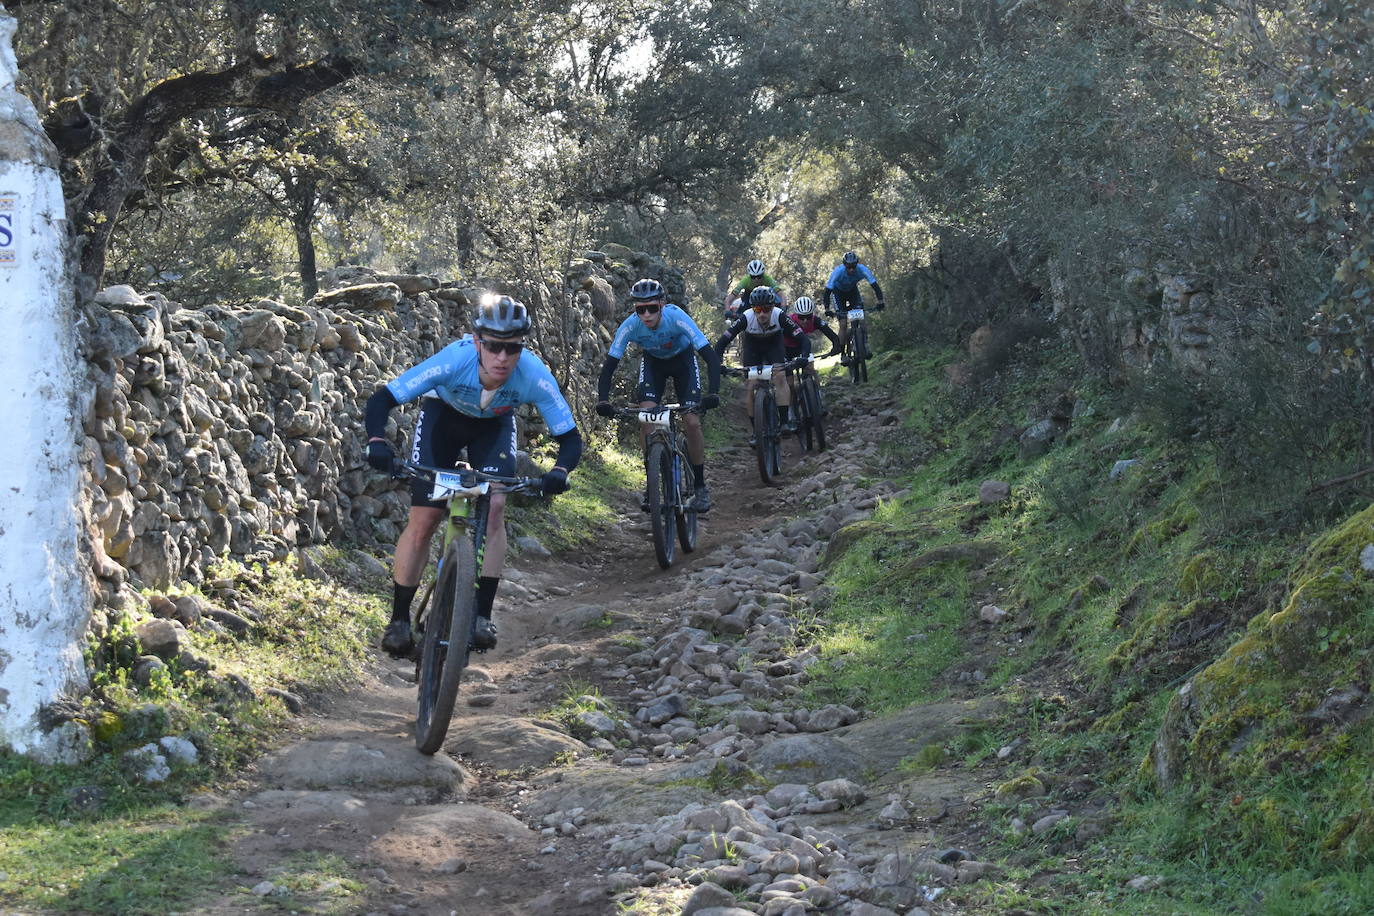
[1148,503,1374,795]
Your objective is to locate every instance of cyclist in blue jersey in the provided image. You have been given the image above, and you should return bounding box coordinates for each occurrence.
[823,250,885,363]
[364,295,582,657]
[595,278,722,512]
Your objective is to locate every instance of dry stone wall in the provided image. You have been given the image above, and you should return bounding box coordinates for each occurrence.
[75,248,680,622]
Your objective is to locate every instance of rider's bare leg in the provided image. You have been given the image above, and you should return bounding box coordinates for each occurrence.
[394,506,445,587]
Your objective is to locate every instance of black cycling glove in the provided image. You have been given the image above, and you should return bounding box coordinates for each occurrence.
[540,468,570,495]
[701,393,720,410]
[366,440,394,472]
[595,401,614,418]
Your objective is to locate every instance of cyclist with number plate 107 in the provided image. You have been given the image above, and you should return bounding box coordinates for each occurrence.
[823,251,885,364]
[363,295,582,658]
[595,278,722,513]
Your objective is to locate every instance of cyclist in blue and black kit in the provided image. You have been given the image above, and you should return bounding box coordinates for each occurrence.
[824,250,885,363]
[364,296,582,657]
[595,278,722,513]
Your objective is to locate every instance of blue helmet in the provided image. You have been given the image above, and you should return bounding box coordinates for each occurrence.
[473,295,530,338]
[630,278,665,301]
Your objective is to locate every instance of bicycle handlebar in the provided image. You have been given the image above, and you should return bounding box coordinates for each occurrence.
[722,356,813,378]
[392,459,546,495]
[607,403,703,422]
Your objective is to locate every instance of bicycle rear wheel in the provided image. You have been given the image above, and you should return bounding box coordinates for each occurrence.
[752,387,777,485]
[804,376,827,452]
[415,537,477,754]
[647,441,675,568]
[673,438,698,553]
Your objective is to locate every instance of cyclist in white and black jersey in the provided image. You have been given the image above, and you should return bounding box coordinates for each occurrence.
[715,286,811,441]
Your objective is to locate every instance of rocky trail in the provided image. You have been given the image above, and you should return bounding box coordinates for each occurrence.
[184,365,1013,916]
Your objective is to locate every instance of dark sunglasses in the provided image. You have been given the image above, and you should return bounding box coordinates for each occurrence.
[478,339,524,355]
[634,302,662,315]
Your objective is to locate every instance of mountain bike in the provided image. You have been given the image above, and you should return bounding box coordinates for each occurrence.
[393,460,545,754]
[726,356,808,485]
[789,356,827,452]
[611,404,699,569]
[843,306,871,384]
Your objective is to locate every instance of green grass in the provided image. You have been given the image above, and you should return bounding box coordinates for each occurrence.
[800,336,1374,912]
[523,438,641,551]
[0,552,389,915]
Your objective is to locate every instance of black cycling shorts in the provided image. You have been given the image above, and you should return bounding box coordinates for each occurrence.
[829,287,864,313]
[741,334,787,368]
[636,350,702,405]
[409,398,518,508]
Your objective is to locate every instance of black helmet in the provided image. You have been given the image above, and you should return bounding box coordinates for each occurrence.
[473,295,530,338]
[630,278,665,301]
[749,286,775,307]
[842,251,860,266]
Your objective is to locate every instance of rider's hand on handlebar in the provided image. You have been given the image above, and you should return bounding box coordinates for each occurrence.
[540,468,570,495]
[595,400,614,418]
[875,300,886,311]
[701,393,720,410]
[366,440,395,472]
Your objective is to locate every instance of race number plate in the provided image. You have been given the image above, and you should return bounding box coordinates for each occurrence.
[431,470,488,501]
[746,366,773,381]
[637,409,671,428]
[847,308,866,321]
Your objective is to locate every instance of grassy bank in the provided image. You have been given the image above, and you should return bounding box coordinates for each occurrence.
[809,341,1374,913]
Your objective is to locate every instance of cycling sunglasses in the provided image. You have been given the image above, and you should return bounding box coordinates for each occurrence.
[478,339,524,355]
[634,302,662,315]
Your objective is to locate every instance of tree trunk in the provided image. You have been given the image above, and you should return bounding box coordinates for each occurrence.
[70,53,359,290]
[0,11,91,761]
[287,173,319,300]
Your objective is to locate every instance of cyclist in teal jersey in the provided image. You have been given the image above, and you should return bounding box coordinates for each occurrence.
[595,279,721,512]
[364,296,581,657]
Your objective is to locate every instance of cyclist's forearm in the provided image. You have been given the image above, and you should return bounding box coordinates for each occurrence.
[820,324,840,346]
[552,427,584,473]
[364,386,399,439]
[596,356,620,402]
[697,343,721,394]
[870,281,884,300]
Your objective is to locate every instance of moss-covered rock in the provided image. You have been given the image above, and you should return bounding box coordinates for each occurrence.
[1147,504,1374,809]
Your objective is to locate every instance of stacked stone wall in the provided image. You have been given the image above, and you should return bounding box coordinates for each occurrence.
[75,247,679,619]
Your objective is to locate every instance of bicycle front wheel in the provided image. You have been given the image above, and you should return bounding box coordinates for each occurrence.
[647,441,675,568]
[850,323,868,385]
[415,537,477,754]
[804,376,827,452]
[752,387,777,485]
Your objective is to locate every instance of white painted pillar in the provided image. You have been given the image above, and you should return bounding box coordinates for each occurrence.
[0,12,91,760]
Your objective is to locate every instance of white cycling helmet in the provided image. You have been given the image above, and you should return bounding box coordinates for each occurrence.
[746,259,766,278]
[792,296,815,315]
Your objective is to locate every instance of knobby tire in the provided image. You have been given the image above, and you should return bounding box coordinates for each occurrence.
[752,386,777,485]
[850,322,868,385]
[647,440,675,568]
[674,434,698,553]
[804,376,827,452]
[415,537,477,754]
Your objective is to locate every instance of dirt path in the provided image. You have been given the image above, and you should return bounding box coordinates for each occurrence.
[185,370,990,916]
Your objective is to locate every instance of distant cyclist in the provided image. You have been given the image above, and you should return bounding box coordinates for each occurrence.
[717,286,810,440]
[595,278,721,512]
[785,296,841,362]
[727,259,786,314]
[364,296,581,658]
[823,251,885,363]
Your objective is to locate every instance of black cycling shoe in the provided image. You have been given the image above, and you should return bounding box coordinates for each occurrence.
[381,620,415,657]
[473,617,497,651]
